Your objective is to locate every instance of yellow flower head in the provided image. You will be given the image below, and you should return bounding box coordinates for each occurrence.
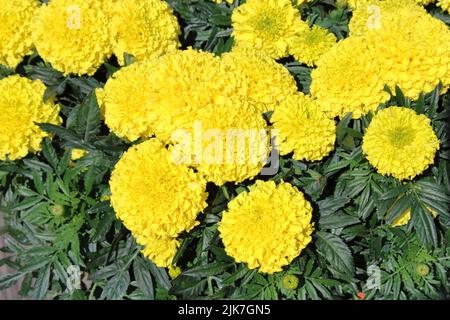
[345,0,434,9]
[0,75,61,161]
[32,0,112,75]
[140,235,180,268]
[362,107,440,180]
[438,0,450,13]
[221,48,298,113]
[272,94,336,161]
[310,36,390,119]
[109,0,180,66]
[110,138,208,239]
[289,25,337,67]
[349,0,426,37]
[102,61,157,142]
[369,5,450,98]
[0,0,39,68]
[231,0,309,59]
[219,180,314,274]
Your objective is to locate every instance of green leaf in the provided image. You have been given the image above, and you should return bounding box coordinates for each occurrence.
[319,213,360,230]
[182,262,233,278]
[0,272,23,290]
[101,270,130,300]
[169,275,207,298]
[385,195,412,225]
[32,264,51,300]
[316,231,354,278]
[411,203,438,249]
[317,196,351,216]
[77,92,101,142]
[133,258,154,300]
[148,260,171,291]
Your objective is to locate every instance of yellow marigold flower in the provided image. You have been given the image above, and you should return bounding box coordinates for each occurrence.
[348,0,425,37]
[32,0,112,75]
[391,207,438,227]
[272,94,336,161]
[351,3,450,99]
[0,75,61,161]
[438,0,450,12]
[102,61,156,142]
[139,235,179,268]
[231,0,309,59]
[71,148,88,161]
[0,0,39,68]
[362,107,440,180]
[345,0,431,8]
[218,180,314,274]
[289,25,337,67]
[310,36,390,119]
[110,138,208,239]
[109,0,180,66]
[221,48,298,113]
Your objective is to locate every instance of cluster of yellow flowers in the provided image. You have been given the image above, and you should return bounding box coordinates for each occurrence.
[101,47,324,268]
[231,0,337,65]
[0,0,447,272]
[1,0,179,75]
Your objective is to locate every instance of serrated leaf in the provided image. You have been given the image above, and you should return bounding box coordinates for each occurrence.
[182,262,233,278]
[0,272,23,290]
[133,258,154,300]
[411,203,438,249]
[316,231,354,278]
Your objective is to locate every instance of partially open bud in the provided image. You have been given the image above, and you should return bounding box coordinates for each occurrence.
[415,263,430,277]
[168,265,182,279]
[282,274,299,290]
[50,204,65,217]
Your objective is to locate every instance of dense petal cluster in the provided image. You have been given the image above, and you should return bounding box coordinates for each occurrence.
[362,107,440,180]
[0,75,61,160]
[310,37,390,119]
[373,5,450,98]
[438,0,450,13]
[32,0,112,75]
[109,0,180,65]
[103,49,269,185]
[350,1,450,98]
[219,180,314,274]
[110,139,208,267]
[231,0,309,59]
[272,94,336,161]
[348,0,424,37]
[102,61,157,141]
[221,49,298,113]
[0,0,39,68]
[289,25,337,67]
